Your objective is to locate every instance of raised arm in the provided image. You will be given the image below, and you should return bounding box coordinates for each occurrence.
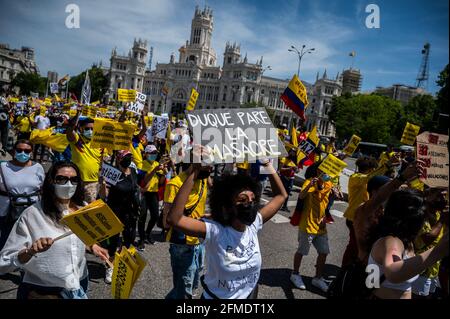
[166,165,207,238]
[66,110,80,142]
[136,110,147,140]
[259,162,288,223]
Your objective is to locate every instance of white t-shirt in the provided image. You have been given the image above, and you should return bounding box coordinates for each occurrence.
[34,115,50,130]
[202,213,263,299]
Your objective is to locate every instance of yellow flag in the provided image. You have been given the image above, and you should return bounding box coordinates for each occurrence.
[291,127,298,147]
[166,122,172,154]
[186,88,199,111]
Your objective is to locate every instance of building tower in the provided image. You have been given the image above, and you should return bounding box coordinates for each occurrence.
[416,43,430,89]
[342,68,362,94]
[223,42,241,66]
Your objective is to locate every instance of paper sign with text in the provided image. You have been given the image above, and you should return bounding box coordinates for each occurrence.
[101,162,122,185]
[343,135,362,156]
[91,118,136,150]
[416,132,449,188]
[61,199,124,246]
[135,92,147,104]
[111,246,146,299]
[117,89,136,102]
[400,122,421,145]
[186,88,199,111]
[128,101,144,114]
[318,154,348,178]
[186,108,287,164]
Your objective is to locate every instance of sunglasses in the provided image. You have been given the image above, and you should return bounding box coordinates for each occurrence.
[15,149,32,154]
[54,175,79,185]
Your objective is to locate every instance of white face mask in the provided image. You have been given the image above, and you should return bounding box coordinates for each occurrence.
[54,181,77,200]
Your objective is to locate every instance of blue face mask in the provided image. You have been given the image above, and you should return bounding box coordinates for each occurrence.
[321,174,331,182]
[83,129,93,139]
[147,154,157,162]
[15,151,30,163]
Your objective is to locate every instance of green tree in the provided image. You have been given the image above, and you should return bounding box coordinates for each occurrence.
[68,65,109,102]
[10,72,47,96]
[399,94,437,134]
[436,64,449,115]
[329,94,403,144]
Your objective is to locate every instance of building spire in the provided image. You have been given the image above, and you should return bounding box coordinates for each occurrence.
[322,69,327,79]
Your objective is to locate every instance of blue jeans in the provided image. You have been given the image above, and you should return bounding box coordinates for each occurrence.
[166,243,204,299]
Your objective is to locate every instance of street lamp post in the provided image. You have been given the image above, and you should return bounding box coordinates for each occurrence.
[288,45,315,77]
[259,65,272,105]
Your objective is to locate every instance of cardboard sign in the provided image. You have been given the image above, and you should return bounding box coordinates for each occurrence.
[101,162,122,185]
[147,115,169,142]
[318,154,348,178]
[91,118,136,150]
[117,89,136,102]
[50,82,59,94]
[343,135,362,156]
[400,122,421,145]
[128,101,145,114]
[135,92,147,104]
[186,88,199,111]
[111,246,146,299]
[416,132,449,188]
[82,105,97,118]
[186,108,287,164]
[61,199,124,246]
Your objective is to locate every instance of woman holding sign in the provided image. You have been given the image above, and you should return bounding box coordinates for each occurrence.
[166,146,288,299]
[0,162,109,299]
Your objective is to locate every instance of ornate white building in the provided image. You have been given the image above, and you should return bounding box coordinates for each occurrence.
[108,6,343,137]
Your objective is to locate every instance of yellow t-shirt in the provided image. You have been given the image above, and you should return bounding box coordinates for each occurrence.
[414,212,444,278]
[16,116,32,133]
[378,151,395,167]
[69,133,102,182]
[141,160,162,192]
[299,179,332,235]
[343,173,370,222]
[164,172,208,245]
[130,141,144,170]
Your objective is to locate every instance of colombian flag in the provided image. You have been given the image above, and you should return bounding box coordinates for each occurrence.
[281,74,309,121]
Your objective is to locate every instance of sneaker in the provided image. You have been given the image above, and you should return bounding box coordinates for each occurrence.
[145,234,155,245]
[137,241,145,251]
[104,266,113,284]
[290,273,306,289]
[324,214,335,224]
[311,277,329,292]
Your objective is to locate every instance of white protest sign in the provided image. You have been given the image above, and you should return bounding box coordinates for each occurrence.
[135,92,147,104]
[50,82,59,94]
[128,101,144,114]
[101,162,122,186]
[416,132,449,188]
[151,115,169,140]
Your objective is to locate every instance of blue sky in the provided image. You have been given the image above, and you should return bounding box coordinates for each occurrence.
[0,0,448,93]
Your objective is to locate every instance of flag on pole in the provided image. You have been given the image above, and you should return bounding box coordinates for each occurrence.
[58,74,70,85]
[280,74,309,121]
[291,126,298,148]
[349,51,356,57]
[81,70,91,105]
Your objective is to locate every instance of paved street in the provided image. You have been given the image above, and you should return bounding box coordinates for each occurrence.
[0,180,349,299]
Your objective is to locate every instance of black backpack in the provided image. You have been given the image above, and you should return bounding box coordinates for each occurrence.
[327,260,385,299]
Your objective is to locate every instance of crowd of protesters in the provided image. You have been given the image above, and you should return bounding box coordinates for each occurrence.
[0,94,447,300]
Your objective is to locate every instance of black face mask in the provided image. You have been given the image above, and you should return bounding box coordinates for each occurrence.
[120,156,132,168]
[235,202,258,226]
[197,170,211,180]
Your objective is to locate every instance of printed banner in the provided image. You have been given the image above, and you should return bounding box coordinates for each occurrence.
[400,122,421,145]
[416,132,449,188]
[61,199,124,246]
[186,88,199,111]
[318,154,348,178]
[117,89,137,102]
[343,135,362,156]
[186,108,287,163]
[91,118,136,150]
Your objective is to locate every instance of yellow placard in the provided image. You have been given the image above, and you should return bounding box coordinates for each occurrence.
[111,246,146,299]
[343,135,362,156]
[82,106,97,118]
[9,97,19,103]
[61,199,124,246]
[186,88,199,111]
[400,122,420,145]
[91,118,136,150]
[318,154,348,178]
[117,89,137,102]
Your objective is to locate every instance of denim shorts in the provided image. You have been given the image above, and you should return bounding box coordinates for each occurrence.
[297,231,330,256]
[412,275,439,296]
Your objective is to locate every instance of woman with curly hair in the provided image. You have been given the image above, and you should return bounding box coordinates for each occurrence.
[167,159,287,299]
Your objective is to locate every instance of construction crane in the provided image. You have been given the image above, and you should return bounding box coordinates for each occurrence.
[415,43,430,89]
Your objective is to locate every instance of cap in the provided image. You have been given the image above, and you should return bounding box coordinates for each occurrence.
[145,144,157,153]
[117,150,132,161]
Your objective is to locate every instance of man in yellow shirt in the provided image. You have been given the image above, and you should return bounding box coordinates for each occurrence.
[14,111,32,140]
[163,163,210,299]
[378,144,400,177]
[137,144,166,249]
[66,114,102,203]
[291,168,333,293]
